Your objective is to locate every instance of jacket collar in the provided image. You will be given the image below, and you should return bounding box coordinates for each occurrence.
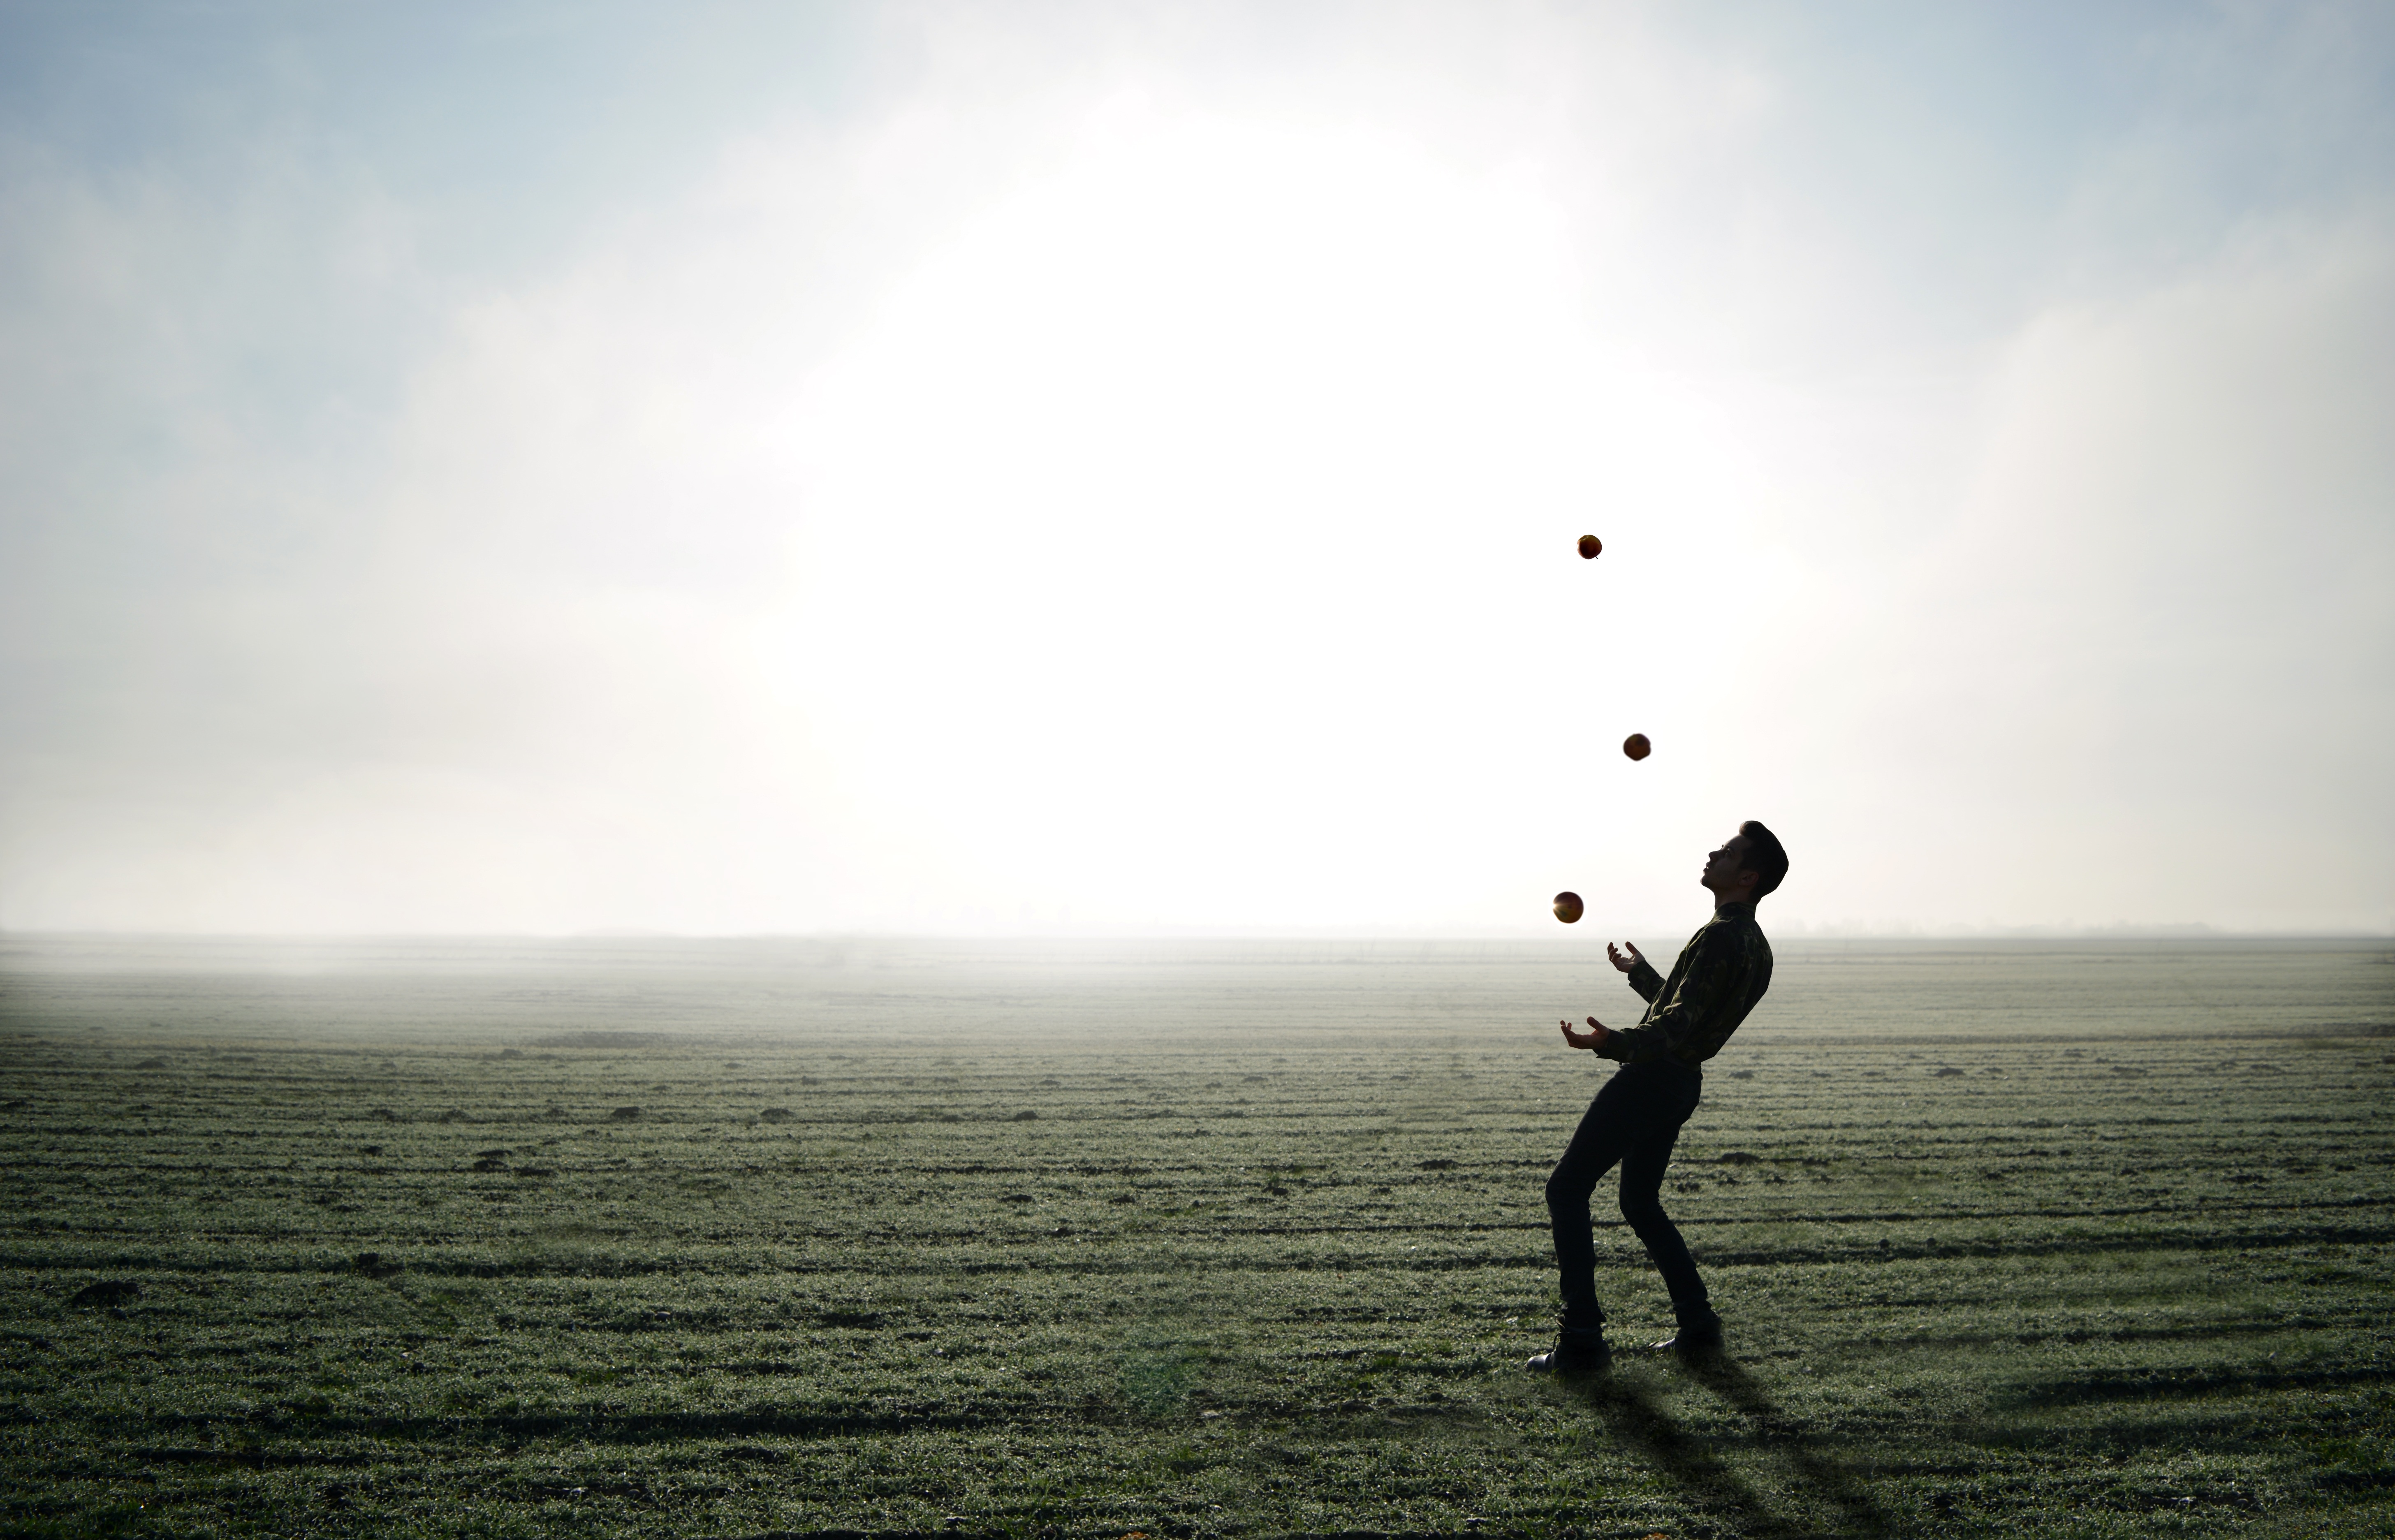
[1712,901,1757,922]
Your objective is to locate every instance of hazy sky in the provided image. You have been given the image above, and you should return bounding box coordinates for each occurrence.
[3,2,2391,937]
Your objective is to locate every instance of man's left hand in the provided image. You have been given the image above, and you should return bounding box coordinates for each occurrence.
[1560,1017,1609,1051]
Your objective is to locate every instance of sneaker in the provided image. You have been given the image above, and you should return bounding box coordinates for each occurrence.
[1646,1313,1724,1359]
[1526,1314,1611,1375]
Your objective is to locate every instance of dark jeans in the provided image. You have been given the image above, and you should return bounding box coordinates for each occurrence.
[1545,1058,1712,1329]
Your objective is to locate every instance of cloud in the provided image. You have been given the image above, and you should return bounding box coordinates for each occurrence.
[1,4,2389,933]
[1748,218,2395,932]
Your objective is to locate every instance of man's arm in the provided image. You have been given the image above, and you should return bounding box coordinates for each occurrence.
[1609,940,1664,1003]
[1598,929,1741,1063]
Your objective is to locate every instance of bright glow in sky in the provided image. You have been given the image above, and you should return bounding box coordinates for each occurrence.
[2,2,2391,936]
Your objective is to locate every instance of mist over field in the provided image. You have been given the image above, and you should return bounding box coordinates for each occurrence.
[2,2,2392,938]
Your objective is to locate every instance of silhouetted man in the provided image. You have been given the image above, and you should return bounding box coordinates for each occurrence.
[1529,820,1787,1374]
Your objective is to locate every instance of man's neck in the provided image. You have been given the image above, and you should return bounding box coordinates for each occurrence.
[1712,898,1757,919]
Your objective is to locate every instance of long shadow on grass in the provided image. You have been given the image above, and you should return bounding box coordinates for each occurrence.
[1562,1356,1895,1540]
[1685,1355,1898,1539]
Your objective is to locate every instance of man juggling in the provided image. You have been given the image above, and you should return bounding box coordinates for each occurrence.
[1530,820,1788,1374]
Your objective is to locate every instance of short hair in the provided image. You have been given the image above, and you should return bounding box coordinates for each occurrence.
[1738,820,1789,898]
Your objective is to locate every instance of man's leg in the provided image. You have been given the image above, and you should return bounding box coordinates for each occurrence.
[1616,1069,1720,1347]
[1544,1076,1643,1329]
[1532,1086,1629,1373]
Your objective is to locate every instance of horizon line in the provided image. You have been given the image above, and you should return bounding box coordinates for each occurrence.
[3,925,2389,944]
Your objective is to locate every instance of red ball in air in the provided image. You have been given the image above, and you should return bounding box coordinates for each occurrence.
[1577,535,1602,560]
[1622,733,1651,761]
[1553,892,1584,924]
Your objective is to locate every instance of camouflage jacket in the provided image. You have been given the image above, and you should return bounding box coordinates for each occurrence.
[1597,901,1774,1070]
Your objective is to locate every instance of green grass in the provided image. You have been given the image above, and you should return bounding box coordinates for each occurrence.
[1,936,2390,1537]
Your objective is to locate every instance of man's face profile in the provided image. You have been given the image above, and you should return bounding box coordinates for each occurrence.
[1702,834,1755,899]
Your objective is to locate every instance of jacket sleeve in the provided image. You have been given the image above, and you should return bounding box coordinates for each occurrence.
[1600,929,1740,1064]
[1626,955,1665,1004]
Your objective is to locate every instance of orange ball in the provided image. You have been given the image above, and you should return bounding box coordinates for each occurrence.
[1577,534,1602,560]
[1552,891,1584,924]
[1622,733,1651,761]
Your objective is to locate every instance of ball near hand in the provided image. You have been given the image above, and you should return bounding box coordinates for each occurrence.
[1553,891,1584,924]
[1577,534,1602,560]
[1623,733,1651,761]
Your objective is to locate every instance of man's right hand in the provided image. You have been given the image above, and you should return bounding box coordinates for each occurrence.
[1607,941,1645,974]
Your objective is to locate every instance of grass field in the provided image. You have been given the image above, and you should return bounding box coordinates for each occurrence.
[2,935,2390,1538]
